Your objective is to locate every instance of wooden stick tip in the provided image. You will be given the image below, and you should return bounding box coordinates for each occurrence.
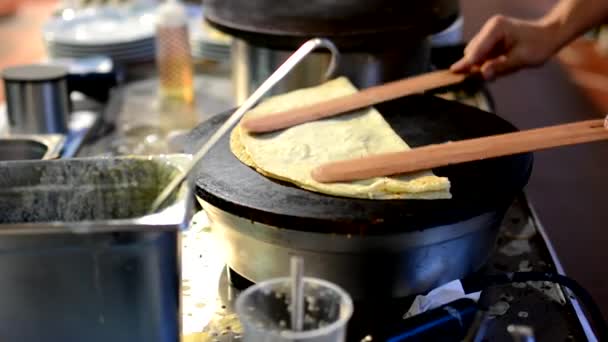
[311,165,333,183]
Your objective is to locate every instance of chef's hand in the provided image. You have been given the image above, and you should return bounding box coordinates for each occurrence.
[451,0,608,80]
[450,15,558,81]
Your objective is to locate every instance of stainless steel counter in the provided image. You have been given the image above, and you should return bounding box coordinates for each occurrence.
[77,65,234,157]
[65,60,597,341]
[180,195,597,341]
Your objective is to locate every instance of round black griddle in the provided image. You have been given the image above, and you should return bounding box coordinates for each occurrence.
[203,0,458,50]
[191,94,533,235]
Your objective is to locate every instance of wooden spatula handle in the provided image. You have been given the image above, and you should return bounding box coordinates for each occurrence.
[311,119,608,183]
[241,69,469,134]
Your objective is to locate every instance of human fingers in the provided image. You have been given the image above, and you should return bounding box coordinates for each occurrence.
[465,15,511,66]
[480,54,522,80]
[451,15,512,73]
[450,56,472,73]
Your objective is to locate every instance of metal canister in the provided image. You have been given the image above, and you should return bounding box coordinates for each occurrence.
[2,64,69,134]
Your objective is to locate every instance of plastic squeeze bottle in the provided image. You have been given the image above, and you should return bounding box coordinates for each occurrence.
[155,0,194,104]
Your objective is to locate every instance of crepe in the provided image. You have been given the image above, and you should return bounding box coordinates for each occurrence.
[230,77,451,199]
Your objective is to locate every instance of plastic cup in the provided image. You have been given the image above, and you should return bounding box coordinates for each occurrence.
[235,277,353,342]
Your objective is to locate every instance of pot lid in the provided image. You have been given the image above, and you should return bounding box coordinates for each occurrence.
[204,0,459,50]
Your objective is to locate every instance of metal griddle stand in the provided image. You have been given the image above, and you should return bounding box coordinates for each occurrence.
[68,39,599,341]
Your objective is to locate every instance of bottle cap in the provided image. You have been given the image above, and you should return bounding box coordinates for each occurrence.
[156,0,187,27]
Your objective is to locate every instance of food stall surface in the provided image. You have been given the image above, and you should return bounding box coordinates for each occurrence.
[0,1,605,341]
[0,56,597,342]
[98,62,596,339]
[179,196,596,341]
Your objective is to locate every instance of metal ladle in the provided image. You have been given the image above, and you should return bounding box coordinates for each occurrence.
[149,38,339,213]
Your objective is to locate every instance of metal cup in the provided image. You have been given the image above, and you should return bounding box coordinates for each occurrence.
[2,64,69,134]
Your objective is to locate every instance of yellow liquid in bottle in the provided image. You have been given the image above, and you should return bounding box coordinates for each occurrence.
[156,25,194,104]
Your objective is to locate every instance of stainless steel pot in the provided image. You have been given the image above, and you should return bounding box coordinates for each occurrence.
[232,38,431,104]
[2,64,70,134]
[200,201,505,299]
[0,155,192,342]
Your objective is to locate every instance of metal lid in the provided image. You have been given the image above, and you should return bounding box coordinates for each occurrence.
[204,0,459,50]
[2,64,68,83]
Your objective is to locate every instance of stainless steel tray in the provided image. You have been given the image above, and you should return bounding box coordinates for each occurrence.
[0,154,192,232]
[0,155,192,342]
[0,134,64,160]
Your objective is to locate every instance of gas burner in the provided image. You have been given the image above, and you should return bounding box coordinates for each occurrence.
[182,196,596,341]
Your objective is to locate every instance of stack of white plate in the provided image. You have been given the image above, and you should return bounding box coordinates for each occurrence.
[44,6,157,65]
[189,9,231,62]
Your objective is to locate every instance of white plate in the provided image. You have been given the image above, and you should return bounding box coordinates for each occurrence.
[191,45,228,53]
[49,38,155,52]
[49,53,154,64]
[49,49,156,62]
[192,49,224,56]
[48,45,155,57]
[49,36,156,49]
[47,47,156,59]
[192,43,229,52]
[44,6,156,46]
[189,7,232,47]
[192,47,229,54]
[191,40,228,47]
[47,45,156,58]
[192,52,229,62]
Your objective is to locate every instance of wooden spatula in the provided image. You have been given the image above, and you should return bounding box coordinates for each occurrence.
[241,69,471,134]
[311,118,608,183]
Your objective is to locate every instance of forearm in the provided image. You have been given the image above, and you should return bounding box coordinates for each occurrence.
[451,0,608,78]
[539,0,608,52]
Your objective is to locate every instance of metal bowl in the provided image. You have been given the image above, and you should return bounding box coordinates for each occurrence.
[0,134,64,160]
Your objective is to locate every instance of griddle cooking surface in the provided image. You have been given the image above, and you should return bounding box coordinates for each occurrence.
[191,95,533,234]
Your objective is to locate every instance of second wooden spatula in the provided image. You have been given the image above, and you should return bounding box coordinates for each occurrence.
[241,69,470,133]
[311,118,608,183]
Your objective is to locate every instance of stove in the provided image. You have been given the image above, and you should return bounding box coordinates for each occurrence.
[70,35,599,341]
[181,195,596,341]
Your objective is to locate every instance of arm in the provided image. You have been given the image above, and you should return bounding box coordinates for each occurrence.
[543,0,608,48]
[451,0,608,80]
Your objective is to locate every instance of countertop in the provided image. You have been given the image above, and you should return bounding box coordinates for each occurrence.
[460,0,608,322]
[1,0,608,335]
